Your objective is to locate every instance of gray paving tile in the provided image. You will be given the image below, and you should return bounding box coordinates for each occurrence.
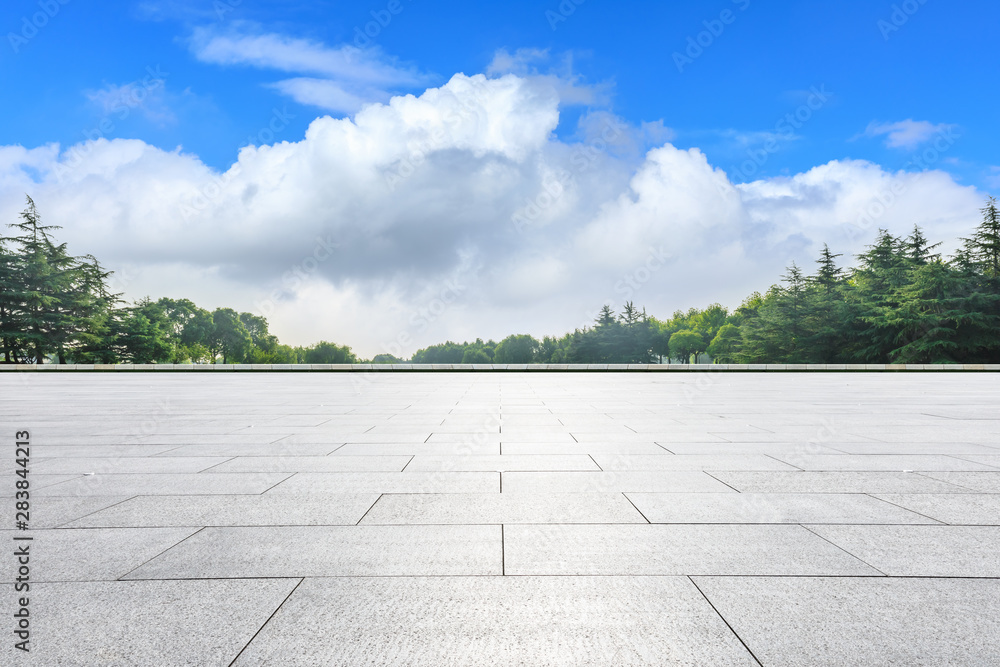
[27,495,133,528]
[499,441,669,455]
[823,441,1000,455]
[710,471,978,494]
[155,442,341,456]
[0,579,299,666]
[361,493,646,524]
[207,455,410,473]
[774,454,1000,471]
[266,472,499,493]
[807,525,1000,576]
[8,371,1000,662]
[32,456,232,474]
[33,473,291,496]
[1,527,197,582]
[233,576,758,666]
[493,434,579,444]
[950,454,1000,466]
[32,445,182,458]
[0,474,83,496]
[502,471,737,493]
[66,493,380,527]
[917,471,1000,492]
[334,442,500,455]
[504,524,880,576]
[660,442,847,455]
[591,454,797,471]
[124,525,502,578]
[626,492,940,524]
[405,455,600,472]
[346,432,436,443]
[694,576,1000,667]
[873,493,1000,525]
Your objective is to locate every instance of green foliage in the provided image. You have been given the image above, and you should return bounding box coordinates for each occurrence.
[668,330,704,363]
[4,195,1000,366]
[0,197,119,363]
[301,341,357,364]
[494,334,539,363]
[461,348,491,364]
[411,339,494,364]
[707,324,742,363]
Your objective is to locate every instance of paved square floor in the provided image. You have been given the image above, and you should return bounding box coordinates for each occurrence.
[3,371,1000,665]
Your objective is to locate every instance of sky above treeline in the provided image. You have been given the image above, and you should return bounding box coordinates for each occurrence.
[1,0,997,357]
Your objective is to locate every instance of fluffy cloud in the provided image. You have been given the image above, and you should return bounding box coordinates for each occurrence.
[0,73,985,357]
[862,119,958,150]
[189,25,428,113]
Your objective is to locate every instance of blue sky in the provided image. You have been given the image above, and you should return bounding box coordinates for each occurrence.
[1,1,996,354]
[4,0,997,187]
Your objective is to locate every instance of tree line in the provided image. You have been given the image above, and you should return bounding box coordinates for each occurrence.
[2,195,998,364]
[0,197,357,364]
[409,196,1000,365]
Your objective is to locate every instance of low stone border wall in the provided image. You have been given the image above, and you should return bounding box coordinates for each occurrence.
[2,363,999,372]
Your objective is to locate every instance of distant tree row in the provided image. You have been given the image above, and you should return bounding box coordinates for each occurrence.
[4,195,999,364]
[409,196,1000,365]
[0,197,358,364]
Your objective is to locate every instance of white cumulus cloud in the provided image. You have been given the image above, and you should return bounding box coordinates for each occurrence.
[0,73,986,358]
[862,119,958,150]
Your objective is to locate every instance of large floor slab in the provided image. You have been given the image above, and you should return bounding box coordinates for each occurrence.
[503,524,880,576]
[233,576,758,666]
[360,493,646,524]
[694,577,1000,666]
[66,493,381,527]
[124,525,503,578]
[626,492,940,524]
[0,579,299,666]
[5,371,1000,663]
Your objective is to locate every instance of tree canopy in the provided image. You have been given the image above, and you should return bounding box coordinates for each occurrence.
[4,195,999,365]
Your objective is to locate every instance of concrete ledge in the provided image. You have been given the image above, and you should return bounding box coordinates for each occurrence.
[4,363,999,372]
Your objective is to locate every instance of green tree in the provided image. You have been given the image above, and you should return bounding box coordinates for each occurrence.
[209,308,252,363]
[115,301,174,363]
[707,324,742,363]
[668,329,704,363]
[962,196,1000,278]
[0,234,23,362]
[302,340,357,364]
[461,348,491,364]
[801,245,854,362]
[3,196,118,363]
[494,334,539,363]
[872,260,996,362]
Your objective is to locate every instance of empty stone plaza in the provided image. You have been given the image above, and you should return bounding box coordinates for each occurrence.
[3,370,1000,665]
